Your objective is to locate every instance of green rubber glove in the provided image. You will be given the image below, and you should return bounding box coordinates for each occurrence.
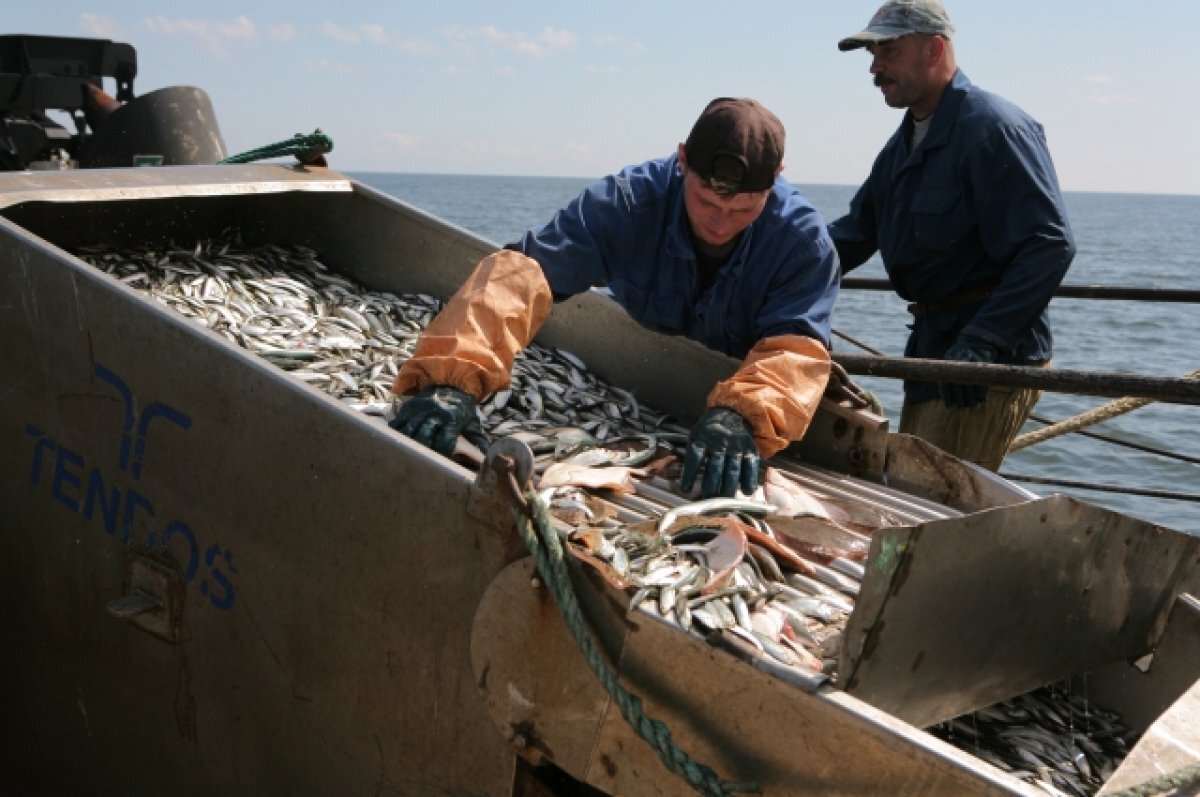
[389,385,489,456]
[940,334,999,408]
[680,407,761,498]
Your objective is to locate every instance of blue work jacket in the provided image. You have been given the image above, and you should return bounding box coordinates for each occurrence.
[829,70,1076,402]
[508,154,839,360]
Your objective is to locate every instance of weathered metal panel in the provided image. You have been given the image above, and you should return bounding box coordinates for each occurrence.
[472,558,1040,796]
[1099,675,1200,796]
[882,432,1036,512]
[0,180,522,794]
[840,495,1200,728]
[1081,593,1200,737]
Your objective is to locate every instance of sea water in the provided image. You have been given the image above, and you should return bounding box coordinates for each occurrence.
[350,171,1200,536]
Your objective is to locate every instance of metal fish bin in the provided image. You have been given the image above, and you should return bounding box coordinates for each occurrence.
[1,165,1196,796]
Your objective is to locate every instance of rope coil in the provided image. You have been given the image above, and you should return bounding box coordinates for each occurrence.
[217,129,333,165]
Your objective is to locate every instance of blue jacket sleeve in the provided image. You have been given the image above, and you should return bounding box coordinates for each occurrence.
[508,176,623,301]
[828,177,880,275]
[961,124,1076,352]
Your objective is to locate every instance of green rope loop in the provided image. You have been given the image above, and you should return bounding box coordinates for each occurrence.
[217,129,333,165]
[1105,762,1200,797]
[513,489,757,797]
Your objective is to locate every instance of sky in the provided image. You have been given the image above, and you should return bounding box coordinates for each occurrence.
[9,2,1200,195]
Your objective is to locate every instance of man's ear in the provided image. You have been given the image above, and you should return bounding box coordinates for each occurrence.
[677,143,689,170]
[927,34,947,67]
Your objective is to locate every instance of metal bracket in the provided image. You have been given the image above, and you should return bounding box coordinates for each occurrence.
[790,398,889,480]
[467,437,537,564]
[106,553,183,642]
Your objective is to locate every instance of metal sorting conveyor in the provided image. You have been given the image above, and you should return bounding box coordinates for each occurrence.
[1,165,1196,797]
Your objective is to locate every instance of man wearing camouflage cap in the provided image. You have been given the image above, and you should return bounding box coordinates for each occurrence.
[829,0,1076,471]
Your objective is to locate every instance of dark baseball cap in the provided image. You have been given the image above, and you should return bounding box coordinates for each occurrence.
[683,97,784,194]
[838,0,955,51]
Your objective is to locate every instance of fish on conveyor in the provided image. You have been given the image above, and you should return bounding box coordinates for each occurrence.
[759,467,834,520]
[765,515,872,563]
[555,433,661,468]
[537,462,642,495]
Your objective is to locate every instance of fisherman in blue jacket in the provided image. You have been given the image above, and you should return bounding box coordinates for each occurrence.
[393,98,843,498]
[830,0,1076,471]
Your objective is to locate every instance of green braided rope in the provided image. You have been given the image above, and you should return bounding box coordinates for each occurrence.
[217,130,333,165]
[1105,761,1200,797]
[514,489,757,797]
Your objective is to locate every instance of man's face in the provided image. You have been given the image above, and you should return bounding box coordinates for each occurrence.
[680,167,771,248]
[866,34,934,111]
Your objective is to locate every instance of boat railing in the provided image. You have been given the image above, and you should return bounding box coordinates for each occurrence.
[836,278,1200,507]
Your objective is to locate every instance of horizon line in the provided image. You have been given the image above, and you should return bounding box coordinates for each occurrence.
[340,169,1200,200]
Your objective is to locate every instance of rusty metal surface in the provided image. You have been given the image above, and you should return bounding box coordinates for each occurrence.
[841,495,1200,729]
[0,163,352,209]
[882,432,1036,513]
[789,398,890,481]
[836,352,1200,406]
[472,558,1039,796]
[1081,592,1200,737]
[1098,673,1200,796]
[78,86,227,167]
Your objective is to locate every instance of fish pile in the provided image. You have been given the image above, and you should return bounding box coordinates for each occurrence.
[76,235,691,440]
[561,492,866,690]
[79,236,422,414]
[931,685,1134,797]
[75,233,1136,795]
[74,234,886,679]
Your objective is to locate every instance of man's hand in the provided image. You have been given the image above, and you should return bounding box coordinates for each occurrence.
[940,334,999,408]
[389,385,489,456]
[680,407,761,498]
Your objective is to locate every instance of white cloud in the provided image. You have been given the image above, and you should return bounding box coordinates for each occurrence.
[1068,75,1136,105]
[318,22,436,55]
[222,17,257,39]
[1082,91,1139,106]
[590,33,644,56]
[373,132,423,152]
[320,22,361,44]
[443,25,578,58]
[457,138,495,156]
[361,23,389,45]
[268,23,297,42]
[322,22,388,45]
[143,15,258,55]
[305,58,369,75]
[79,13,118,39]
[395,36,439,57]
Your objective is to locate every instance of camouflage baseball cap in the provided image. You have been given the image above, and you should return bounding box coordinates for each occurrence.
[838,0,955,51]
